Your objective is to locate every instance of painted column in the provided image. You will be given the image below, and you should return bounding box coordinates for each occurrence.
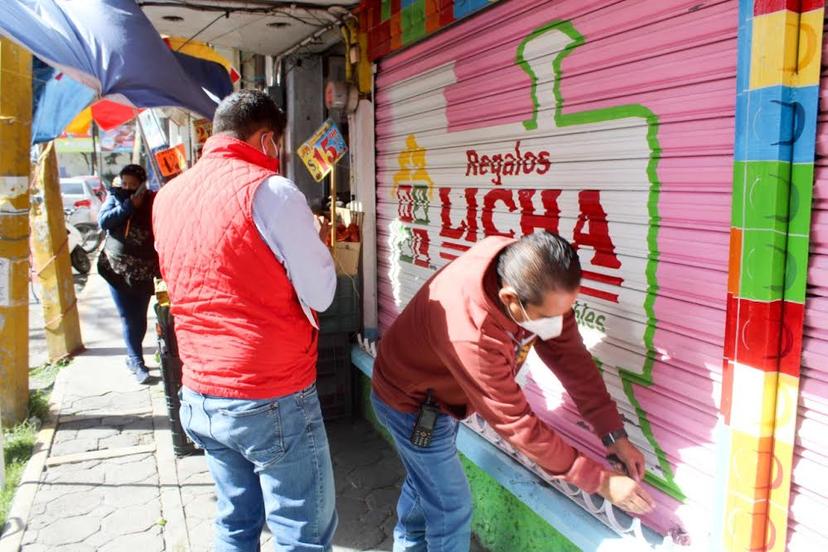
[718,1,824,550]
[30,143,83,361]
[0,37,32,426]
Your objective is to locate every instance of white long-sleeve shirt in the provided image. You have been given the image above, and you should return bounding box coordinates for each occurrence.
[251,175,336,328]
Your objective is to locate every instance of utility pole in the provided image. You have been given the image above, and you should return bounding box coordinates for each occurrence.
[0,38,32,426]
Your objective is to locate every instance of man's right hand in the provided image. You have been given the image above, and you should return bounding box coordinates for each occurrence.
[597,471,656,515]
[131,189,147,208]
[314,215,331,244]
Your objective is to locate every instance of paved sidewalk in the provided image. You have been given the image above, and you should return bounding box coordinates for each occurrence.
[14,269,485,551]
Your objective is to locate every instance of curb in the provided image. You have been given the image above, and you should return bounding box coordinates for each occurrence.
[0,370,67,552]
[150,378,190,551]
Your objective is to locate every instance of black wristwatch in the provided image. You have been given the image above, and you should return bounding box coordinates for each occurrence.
[601,428,628,447]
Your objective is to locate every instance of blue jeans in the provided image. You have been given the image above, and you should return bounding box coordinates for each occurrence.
[107,284,152,368]
[371,393,472,552]
[180,385,337,552]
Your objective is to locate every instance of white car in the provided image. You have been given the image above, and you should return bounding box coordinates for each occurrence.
[60,176,105,225]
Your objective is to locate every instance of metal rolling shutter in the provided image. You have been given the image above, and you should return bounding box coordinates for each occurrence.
[789,28,828,550]
[374,0,737,546]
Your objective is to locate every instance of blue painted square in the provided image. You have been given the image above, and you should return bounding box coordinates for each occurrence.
[735,0,752,94]
[454,0,491,20]
[401,0,419,7]
[733,85,819,163]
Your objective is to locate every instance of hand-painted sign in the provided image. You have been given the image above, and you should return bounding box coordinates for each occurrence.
[297,119,348,182]
[155,144,187,177]
[375,6,740,545]
[385,18,670,492]
[193,118,211,146]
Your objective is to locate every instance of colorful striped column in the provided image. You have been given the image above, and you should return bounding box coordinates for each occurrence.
[718,1,824,550]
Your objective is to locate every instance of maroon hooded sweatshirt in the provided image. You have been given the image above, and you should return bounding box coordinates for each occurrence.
[373,236,623,493]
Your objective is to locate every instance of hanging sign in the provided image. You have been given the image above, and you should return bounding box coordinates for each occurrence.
[138,110,168,150]
[193,118,211,146]
[192,118,212,161]
[154,144,188,177]
[297,119,348,182]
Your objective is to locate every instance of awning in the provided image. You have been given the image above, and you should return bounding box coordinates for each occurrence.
[0,0,228,142]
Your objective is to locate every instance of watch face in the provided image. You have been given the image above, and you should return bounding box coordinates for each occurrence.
[603,430,626,446]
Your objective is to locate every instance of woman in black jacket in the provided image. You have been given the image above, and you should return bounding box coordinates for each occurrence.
[97,165,159,383]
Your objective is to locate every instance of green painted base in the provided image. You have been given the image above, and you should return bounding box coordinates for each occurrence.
[356,372,581,552]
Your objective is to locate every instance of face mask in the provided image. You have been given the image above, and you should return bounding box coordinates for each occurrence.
[512,299,563,340]
[260,134,279,159]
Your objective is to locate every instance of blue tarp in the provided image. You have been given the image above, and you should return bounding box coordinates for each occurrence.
[0,0,221,121]
[31,59,96,144]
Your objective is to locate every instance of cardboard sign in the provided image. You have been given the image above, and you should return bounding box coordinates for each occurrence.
[193,118,211,146]
[155,144,187,177]
[297,119,348,182]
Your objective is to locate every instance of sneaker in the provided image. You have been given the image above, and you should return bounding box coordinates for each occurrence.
[124,359,137,375]
[134,367,150,384]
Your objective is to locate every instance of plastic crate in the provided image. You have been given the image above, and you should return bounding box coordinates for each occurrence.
[319,275,361,334]
[154,304,202,457]
[316,333,353,420]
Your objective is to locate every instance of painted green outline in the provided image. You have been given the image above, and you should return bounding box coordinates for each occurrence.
[517,21,684,501]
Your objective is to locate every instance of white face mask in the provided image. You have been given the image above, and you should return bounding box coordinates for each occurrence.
[260,134,279,159]
[513,299,563,340]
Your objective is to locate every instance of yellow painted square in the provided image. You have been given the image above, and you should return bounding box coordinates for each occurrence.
[729,364,778,437]
[724,491,766,552]
[767,479,792,552]
[728,433,761,496]
[771,372,800,442]
[767,439,794,507]
[750,9,824,89]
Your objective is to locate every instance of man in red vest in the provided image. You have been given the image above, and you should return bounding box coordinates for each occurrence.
[153,90,337,551]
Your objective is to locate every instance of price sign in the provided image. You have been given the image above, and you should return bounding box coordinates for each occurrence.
[298,119,348,182]
[155,144,188,177]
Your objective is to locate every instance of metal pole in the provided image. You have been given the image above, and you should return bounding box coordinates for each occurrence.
[0,37,32,426]
[91,122,99,175]
[329,164,337,253]
[95,124,104,180]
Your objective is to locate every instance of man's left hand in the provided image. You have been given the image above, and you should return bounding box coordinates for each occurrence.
[607,437,646,482]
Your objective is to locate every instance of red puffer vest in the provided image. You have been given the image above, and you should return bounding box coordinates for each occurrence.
[152,134,316,399]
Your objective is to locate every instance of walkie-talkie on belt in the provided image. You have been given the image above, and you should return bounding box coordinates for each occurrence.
[410,390,440,448]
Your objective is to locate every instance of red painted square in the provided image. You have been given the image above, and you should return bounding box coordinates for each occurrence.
[754,0,824,15]
[730,297,785,372]
[724,294,736,361]
[439,0,455,26]
[779,301,804,377]
[368,20,391,60]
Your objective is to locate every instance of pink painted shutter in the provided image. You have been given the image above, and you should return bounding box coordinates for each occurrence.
[373,0,738,546]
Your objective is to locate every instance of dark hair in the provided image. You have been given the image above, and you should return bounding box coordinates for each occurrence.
[496,231,582,306]
[119,164,147,183]
[212,89,287,141]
